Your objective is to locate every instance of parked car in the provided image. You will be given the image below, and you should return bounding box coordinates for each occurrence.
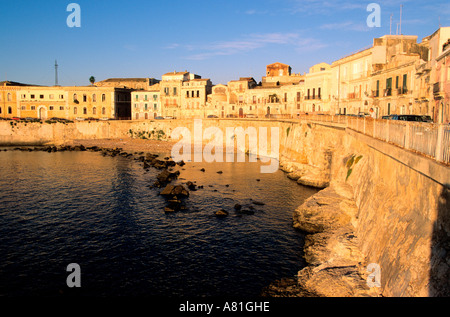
[207,115,218,118]
[245,114,257,118]
[226,114,238,118]
[387,115,431,122]
[11,117,21,121]
[421,115,433,123]
[75,117,85,121]
[164,116,174,120]
[24,117,41,122]
[154,116,164,120]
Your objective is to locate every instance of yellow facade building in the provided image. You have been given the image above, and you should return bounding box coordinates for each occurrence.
[0,83,132,120]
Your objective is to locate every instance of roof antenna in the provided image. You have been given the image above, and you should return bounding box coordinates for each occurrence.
[399,4,403,35]
[390,14,393,35]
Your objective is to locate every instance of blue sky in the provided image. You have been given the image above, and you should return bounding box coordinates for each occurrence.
[0,0,448,86]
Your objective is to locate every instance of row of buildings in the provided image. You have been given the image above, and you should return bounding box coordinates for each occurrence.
[1,27,450,123]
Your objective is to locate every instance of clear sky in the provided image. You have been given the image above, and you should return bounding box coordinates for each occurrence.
[0,0,448,86]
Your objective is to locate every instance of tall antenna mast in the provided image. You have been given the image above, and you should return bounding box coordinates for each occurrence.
[55,60,59,86]
[390,14,393,35]
[399,4,403,35]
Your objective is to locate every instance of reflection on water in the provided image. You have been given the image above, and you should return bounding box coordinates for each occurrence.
[0,150,317,296]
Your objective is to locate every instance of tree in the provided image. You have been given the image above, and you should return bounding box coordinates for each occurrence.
[89,76,95,85]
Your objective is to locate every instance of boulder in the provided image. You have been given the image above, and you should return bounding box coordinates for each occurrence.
[186,181,196,190]
[215,209,229,217]
[292,183,357,234]
[160,184,189,198]
[157,170,180,184]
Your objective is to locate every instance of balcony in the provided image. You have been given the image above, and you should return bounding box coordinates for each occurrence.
[397,88,409,95]
[433,82,444,99]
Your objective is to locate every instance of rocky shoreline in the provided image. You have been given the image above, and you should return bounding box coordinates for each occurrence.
[263,157,382,297]
[0,140,268,219]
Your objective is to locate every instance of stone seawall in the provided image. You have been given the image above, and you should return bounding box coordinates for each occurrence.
[1,119,448,297]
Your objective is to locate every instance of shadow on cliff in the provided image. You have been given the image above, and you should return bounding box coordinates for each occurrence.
[429,184,450,297]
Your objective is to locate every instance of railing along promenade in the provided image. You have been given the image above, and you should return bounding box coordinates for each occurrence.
[291,114,450,165]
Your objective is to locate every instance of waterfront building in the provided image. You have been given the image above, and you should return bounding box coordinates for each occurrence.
[131,84,161,120]
[1,83,132,120]
[226,77,258,117]
[205,84,229,118]
[160,71,190,118]
[370,35,426,118]
[0,81,31,118]
[421,27,450,122]
[330,47,373,116]
[303,62,332,114]
[95,77,160,90]
[181,78,212,119]
[262,62,304,87]
[434,41,450,123]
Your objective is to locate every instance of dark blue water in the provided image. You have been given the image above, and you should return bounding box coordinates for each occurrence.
[0,149,317,297]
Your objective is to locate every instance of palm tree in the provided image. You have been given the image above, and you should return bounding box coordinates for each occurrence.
[89,76,95,86]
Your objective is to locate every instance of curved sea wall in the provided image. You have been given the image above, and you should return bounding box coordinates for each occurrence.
[1,119,448,297]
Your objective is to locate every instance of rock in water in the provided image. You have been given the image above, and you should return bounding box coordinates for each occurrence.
[215,209,228,217]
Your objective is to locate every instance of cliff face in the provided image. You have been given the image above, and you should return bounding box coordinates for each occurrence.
[281,121,449,297]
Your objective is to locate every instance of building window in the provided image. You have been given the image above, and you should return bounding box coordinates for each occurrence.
[21,94,26,99]
[59,94,64,100]
[386,78,392,96]
[93,107,97,115]
[93,94,97,102]
[30,94,35,99]
[73,94,78,102]
[40,95,44,99]
[83,94,87,102]
[7,93,12,101]
[49,94,54,99]
[83,107,87,115]
[31,106,35,110]
[74,107,77,114]
[21,106,26,110]
[197,90,200,98]
[144,104,148,111]
[102,107,106,115]
[173,87,177,95]
[60,106,64,110]
[8,107,12,114]
[49,106,54,111]
[102,94,106,102]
